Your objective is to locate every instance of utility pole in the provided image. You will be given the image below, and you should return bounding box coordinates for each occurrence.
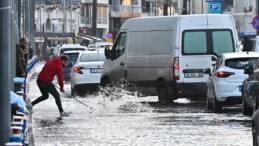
[63,0,67,34]
[0,0,12,145]
[92,0,97,37]
[183,0,187,15]
[70,0,72,32]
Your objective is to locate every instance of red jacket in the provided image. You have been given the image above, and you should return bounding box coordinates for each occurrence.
[38,57,64,90]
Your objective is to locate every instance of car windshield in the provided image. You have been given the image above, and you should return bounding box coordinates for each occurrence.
[79,53,106,62]
[225,58,258,69]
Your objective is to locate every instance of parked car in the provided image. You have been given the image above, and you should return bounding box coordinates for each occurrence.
[243,58,259,115]
[70,50,105,96]
[245,70,259,145]
[63,50,83,80]
[203,52,259,112]
[54,44,88,57]
[253,108,259,146]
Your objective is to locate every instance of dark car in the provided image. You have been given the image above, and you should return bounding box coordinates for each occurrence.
[253,109,259,146]
[242,58,259,115]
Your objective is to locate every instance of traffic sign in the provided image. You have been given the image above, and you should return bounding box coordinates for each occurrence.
[252,16,259,30]
[208,2,222,14]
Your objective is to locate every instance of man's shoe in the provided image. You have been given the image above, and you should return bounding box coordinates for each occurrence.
[26,102,33,113]
[60,111,71,117]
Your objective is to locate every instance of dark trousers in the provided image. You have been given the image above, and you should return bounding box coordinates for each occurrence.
[32,79,64,113]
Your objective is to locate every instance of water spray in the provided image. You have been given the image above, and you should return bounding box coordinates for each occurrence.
[54,84,94,113]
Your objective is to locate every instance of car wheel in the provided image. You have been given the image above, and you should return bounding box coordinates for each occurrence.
[207,94,213,111]
[253,109,259,146]
[212,89,222,112]
[157,83,173,104]
[242,92,253,116]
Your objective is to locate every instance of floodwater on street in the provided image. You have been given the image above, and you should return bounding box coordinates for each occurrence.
[28,64,252,146]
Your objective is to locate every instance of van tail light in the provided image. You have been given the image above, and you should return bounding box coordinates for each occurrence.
[73,66,83,74]
[216,71,235,78]
[172,57,179,80]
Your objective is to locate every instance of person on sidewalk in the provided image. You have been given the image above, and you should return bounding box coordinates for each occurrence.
[27,55,71,117]
[16,37,29,77]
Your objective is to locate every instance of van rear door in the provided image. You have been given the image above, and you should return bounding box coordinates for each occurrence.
[179,29,236,83]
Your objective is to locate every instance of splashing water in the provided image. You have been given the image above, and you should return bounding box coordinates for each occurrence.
[79,83,153,115]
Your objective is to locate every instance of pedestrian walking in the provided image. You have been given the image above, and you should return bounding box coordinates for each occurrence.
[16,37,29,77]
[36,44,42,62]
[29,43,34,59]
[27,55,71,117]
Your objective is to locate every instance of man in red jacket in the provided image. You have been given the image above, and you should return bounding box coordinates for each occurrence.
[27,55,71,117]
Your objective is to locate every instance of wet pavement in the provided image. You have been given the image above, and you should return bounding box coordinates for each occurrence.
[27,63,253,146]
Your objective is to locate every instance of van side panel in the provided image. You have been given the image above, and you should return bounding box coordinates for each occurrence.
[126,17,178,82]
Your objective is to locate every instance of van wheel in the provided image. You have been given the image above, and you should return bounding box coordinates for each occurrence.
[157,83,173,104]
[101,78,111,87]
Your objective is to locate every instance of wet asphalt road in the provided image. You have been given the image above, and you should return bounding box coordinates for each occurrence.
[27,65,253,146]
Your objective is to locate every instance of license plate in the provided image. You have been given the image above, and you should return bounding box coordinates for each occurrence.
[184,73,203,78]
[90,68,102,73]
[239,85,242,92]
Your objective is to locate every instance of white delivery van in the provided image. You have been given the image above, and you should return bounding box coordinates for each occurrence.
[101,14,240,103]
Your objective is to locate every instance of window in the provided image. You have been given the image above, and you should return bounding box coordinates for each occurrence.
[182,29,235,56]
[80,53,106,62]
[183,31,207,54]
[225,58,257,69]
[213,56,222,72]
[212,31,233,56]
[112,32,127,59]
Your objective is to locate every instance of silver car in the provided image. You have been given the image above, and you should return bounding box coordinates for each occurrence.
[70,50,105,96]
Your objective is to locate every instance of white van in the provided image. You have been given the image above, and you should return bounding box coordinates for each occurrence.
[101,14,240,103]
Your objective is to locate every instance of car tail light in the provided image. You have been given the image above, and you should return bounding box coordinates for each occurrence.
[216,71,235,78]
[172,57,179,80]
[73,66,83,74]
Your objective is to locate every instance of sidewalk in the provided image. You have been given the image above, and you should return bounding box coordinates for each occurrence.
[25,62,44,146]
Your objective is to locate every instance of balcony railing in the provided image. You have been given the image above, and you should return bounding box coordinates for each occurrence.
[109,5,155,17]
[35,0,81,5]
[81,17,108,25]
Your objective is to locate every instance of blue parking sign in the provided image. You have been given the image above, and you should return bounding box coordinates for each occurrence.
[208,2,222,14]
[252,16,259,30]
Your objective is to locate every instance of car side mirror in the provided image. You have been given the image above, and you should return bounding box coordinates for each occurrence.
[244,66,253,74]
[203,68,211,76]
[104,46,111,59]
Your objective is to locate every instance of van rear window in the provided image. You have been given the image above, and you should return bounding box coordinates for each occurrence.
[225,58,257,69]
[182,29,235,56]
